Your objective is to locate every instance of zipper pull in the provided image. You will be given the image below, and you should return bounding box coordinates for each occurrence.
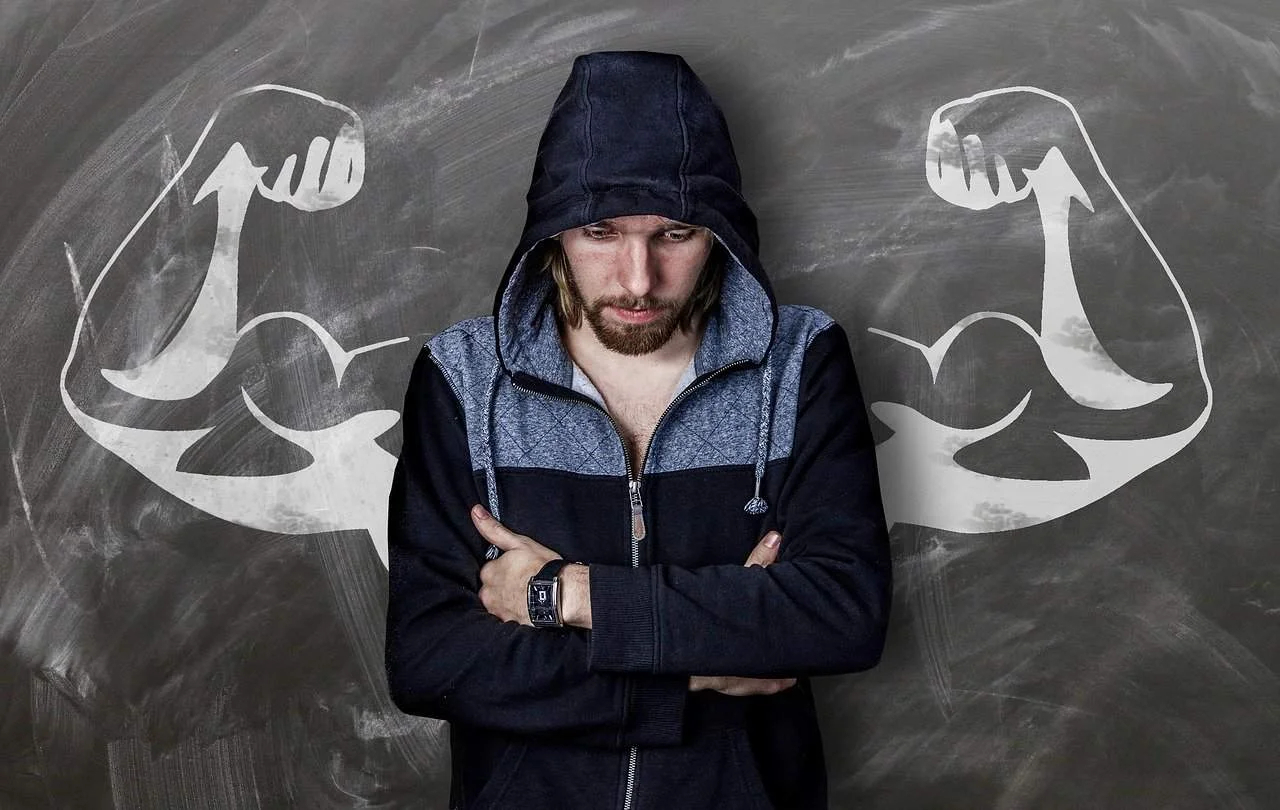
[629,478,647,541]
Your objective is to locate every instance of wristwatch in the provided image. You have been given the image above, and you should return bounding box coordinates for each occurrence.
[528,559,581,628]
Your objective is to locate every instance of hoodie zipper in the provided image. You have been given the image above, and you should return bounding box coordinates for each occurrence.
[510,357,752,810]
[509,358,750,538]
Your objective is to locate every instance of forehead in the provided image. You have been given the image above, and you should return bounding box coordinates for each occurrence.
[585,214,698,231]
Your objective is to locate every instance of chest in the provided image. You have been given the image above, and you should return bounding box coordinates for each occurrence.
[597,385,677,469]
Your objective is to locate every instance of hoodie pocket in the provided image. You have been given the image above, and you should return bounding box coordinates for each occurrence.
[726,728,777,810]
[467,740,526,810]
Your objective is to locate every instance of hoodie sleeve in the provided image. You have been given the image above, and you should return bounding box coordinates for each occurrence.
[586,321,893,678]
[385,346,689,748]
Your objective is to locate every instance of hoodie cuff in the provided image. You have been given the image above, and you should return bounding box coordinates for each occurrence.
[588,564,657,673]
[623,674,688,747]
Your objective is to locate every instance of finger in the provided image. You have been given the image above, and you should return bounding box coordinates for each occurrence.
[322,122,365,200]
[743,531,782,568]
[713,676,792,697]
[477,546,513,581]
[993,154,1016,200]
[471,504,524,549]
[924,114,949,177]
[759,678,796,695]
[298,135,330,192]
[691,675,721,693]
[932,118,964,192]
[961,134,991,198]
[264,153,298,201]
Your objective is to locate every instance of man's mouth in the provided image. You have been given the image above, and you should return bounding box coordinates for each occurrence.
[607,305,661,324]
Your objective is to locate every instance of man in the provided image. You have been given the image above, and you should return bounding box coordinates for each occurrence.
[385,50,891,810]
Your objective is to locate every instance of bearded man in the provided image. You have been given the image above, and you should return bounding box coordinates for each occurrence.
[385,50,892,810]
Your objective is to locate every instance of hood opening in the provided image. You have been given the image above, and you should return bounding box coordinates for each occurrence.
[490,51,779,380]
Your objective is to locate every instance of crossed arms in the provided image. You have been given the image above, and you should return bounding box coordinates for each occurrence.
[383,322,892,749]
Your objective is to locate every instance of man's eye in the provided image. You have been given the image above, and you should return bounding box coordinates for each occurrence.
[662,230,696,242]
[583,228,612,240]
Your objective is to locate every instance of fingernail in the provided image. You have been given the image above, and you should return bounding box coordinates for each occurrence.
[472,505,489,520]
[764,532,780,548]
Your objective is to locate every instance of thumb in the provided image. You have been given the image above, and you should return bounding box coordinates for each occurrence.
[471,505,524,550]
[743,531,782,568]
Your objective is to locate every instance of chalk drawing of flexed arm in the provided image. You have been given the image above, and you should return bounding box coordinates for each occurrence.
[870,87,1213,534]
[60,86,406,566]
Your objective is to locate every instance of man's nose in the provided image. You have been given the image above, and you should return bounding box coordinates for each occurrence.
[616,237,659,298]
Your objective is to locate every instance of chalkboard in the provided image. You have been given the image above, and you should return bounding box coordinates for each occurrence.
[3,1,1277,807]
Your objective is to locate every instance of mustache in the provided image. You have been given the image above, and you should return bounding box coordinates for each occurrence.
[592,295,677,312]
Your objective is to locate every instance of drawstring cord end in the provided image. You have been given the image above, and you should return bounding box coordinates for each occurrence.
[743,474,768,515]
[743,354,774,517]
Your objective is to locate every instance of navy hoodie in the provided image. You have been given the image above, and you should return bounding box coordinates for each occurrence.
[385,51,892,810]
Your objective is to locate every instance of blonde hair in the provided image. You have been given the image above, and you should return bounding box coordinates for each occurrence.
[541,234,726,332]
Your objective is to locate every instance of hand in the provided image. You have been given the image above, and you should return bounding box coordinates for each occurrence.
[926,106,1032,212]
[689,530,797,696]
[471,505,561,626]
[193,85,365,212]
[743,529,781,568]
[253,119,364,212]
[689,674,797,696]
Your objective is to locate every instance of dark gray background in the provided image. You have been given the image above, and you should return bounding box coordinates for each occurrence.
[3,0,1277,807]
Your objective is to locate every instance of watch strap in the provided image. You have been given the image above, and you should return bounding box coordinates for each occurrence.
[533,558,574,582]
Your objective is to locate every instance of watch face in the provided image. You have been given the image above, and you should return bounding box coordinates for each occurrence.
[529,581,558,626]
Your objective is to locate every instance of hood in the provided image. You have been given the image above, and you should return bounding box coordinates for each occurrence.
[490,50,778,390]
[474,51,780,539]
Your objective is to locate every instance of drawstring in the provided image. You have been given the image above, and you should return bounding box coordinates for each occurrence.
[743,353,773,516]
[482,364,503,560]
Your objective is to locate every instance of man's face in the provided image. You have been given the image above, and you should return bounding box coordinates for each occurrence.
[558,214,713,356]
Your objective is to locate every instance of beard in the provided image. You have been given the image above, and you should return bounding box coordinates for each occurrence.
[564,270,697,356]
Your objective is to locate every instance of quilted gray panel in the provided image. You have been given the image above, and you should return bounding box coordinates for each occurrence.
[646,305,833,475]
[426,305,834,477]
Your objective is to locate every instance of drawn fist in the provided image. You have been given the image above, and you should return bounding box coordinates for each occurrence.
[927,114,1029,211]
[193,85,365,211]
[925,87,1095,212]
